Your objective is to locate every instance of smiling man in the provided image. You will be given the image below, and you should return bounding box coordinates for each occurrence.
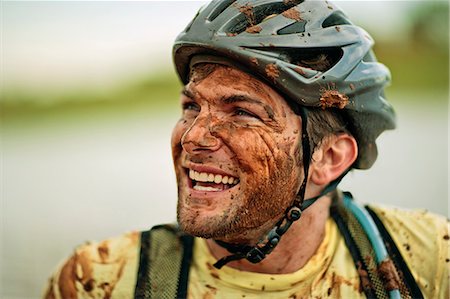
[173,64,306,243]
[44,1,449,298]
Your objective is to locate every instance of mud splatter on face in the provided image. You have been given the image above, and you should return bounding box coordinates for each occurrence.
[172,65,303,243]
[319,89,349,109]
[263,105,275,120]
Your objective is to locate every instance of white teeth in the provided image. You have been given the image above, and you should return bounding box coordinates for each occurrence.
[188,169,239,185]
[199,172,208,182]
[221,176,228,184]
[208,173,214,181]
[193,185,221,192]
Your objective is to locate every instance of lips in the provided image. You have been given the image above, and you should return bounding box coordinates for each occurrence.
[187,168,239,192]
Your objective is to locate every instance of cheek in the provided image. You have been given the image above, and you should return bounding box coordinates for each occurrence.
[212,122,299,177]
[213,124,303,225]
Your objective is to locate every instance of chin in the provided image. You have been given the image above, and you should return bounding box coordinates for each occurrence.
[176,199,234,239]
[176,198,276,244]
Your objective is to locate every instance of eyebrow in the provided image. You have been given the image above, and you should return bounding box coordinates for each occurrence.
[222,95,264,105]
[223,95,275,120]
[182,89,262,105]
[181,89,275,120]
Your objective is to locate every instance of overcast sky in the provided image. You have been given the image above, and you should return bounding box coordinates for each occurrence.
[2,1,419,92]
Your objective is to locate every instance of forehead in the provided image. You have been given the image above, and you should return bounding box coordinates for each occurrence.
[186,64,291,109]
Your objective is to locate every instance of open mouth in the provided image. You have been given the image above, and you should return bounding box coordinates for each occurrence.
[187,169,239,192]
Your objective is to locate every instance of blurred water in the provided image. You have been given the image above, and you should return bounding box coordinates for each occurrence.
[1,98,448,298]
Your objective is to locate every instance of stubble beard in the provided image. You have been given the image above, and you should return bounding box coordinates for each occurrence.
[176,176,296,243]
[177,199,240,240]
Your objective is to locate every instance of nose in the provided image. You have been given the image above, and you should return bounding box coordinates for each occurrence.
[181,114,222,154]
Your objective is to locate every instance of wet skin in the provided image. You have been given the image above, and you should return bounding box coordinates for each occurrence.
[171,65,304,244]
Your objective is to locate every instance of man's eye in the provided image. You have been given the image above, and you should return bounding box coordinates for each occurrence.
[182,102,200,112]
[235,108,258,119]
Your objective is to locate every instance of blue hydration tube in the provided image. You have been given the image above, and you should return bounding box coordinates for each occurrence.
[342,192,402,299]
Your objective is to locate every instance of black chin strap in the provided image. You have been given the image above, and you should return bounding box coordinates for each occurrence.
[214,107,316,269]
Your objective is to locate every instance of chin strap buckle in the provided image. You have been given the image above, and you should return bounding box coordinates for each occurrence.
[288,207,302,221]
[246,247,266,263]
[213,204,304,269]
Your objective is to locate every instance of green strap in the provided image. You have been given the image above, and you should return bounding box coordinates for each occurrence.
[134,225,193,299]
[134,230,151,298]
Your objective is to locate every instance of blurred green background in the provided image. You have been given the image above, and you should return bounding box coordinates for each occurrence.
[1,1,448,298]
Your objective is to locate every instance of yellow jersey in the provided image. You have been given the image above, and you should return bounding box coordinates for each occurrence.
[44,205,449,299]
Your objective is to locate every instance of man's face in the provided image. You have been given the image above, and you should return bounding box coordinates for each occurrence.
[171,64,303,243]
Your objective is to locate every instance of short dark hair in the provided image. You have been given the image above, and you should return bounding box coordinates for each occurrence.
[306,107,351,154]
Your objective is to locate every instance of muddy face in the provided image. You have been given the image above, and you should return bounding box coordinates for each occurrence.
[171,65,303,243]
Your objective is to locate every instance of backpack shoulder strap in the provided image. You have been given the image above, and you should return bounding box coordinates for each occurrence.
[134,224,194,299]
[331,191,423,299]
[331,195,389,299]
[365,206,424,299]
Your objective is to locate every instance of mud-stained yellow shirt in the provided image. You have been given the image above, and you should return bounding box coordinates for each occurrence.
[43,232,140,299]
[44,206,449,299]
[189,217,360,299]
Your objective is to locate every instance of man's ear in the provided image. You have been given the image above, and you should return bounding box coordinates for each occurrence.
[309,134,358,186]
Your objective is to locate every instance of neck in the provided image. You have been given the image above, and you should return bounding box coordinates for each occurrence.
[206,195,332,274]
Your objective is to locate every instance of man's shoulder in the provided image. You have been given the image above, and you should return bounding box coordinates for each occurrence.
[367,204,449,254]
[368,204,448,241]
[71,230,141,259]
[44,231,141,299]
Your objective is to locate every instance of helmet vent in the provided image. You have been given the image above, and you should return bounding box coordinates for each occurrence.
[277,20,307,34]
[322,11,352,28]
[227,1,304,35]
[208,0,237,22]
[291,47,343,71]
[250,47,343,72]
